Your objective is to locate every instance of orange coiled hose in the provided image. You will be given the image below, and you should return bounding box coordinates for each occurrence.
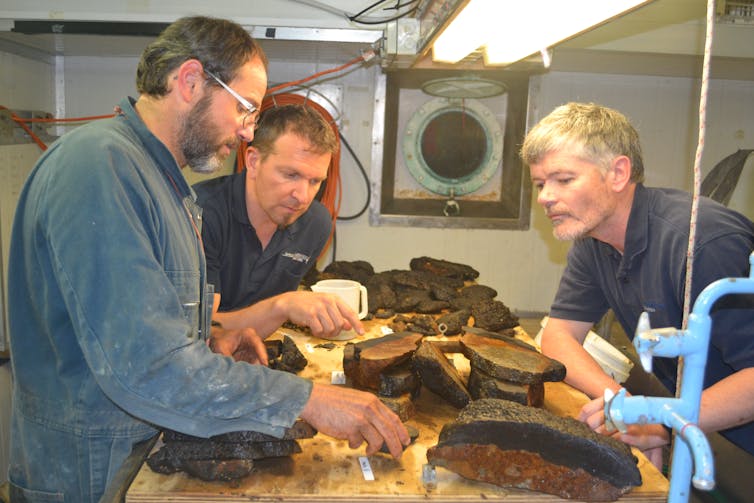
[235,93,342,257]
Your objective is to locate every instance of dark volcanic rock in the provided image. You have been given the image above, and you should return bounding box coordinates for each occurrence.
[162,420,317,444]
[412,340,470,408]
[266,335,308,373]
[389,314,438,336]
[415,299,450,314]
[392,287,432,313]
[467,367,544,406]
[181,459,254,482]
[431,283,458,302]
[436,309,471,336]
[365,274,397,312]
[321,260,375,285]
[378,362,421,398]
[426,399,642,501]
[461,332,565,384]
[458,284,498,301]
[147,440,301,477]
[409,256,479,281]
[471,299,519,331]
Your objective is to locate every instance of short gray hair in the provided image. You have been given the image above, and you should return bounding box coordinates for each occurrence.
[520,102,644,183]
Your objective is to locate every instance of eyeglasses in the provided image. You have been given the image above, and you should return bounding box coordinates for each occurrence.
[204,69,260,131]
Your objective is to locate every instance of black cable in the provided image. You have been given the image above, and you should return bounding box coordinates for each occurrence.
[330,228,338,263]
[349,6,419,24]
[383,0,420,11]
[348,0,389,21]
[337,132,371,221]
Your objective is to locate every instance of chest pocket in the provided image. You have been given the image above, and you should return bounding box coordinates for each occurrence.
[166,269,201,340]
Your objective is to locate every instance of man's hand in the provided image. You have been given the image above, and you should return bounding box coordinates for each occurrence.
[579,395,669,470]
[208,325,269,366]
[280,291,365,340]
[300,383,410,458]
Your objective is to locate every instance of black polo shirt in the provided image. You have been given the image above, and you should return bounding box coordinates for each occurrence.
[193,170,331,312]
[551,184,754,455]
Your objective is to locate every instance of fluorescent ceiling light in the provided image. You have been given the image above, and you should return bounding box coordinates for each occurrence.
[432,0,654,65]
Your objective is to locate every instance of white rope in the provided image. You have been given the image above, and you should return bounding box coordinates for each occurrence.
[678,0,716,393]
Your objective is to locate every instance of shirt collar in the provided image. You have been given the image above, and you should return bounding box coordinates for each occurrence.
[620,183,649,272]
[119,97,196,202]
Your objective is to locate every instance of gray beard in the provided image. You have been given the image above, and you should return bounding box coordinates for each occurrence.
[179,94,227,174]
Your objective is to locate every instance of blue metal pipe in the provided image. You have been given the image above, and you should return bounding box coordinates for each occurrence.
[605,252,754,503]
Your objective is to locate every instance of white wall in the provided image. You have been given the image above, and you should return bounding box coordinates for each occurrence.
[5,49,754,318]
[2,52,754,481]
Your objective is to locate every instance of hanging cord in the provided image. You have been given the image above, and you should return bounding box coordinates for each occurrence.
[678,0,715,399]
[290,0,418,25]
[337,132,371,220]
[0,106,111,151]
[266,50,374,96]
[2,50,372,152]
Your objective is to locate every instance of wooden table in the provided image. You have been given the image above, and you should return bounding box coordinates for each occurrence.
[126,321,669,502]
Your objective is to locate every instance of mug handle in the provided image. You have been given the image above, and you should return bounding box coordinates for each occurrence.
[358,285,368,319]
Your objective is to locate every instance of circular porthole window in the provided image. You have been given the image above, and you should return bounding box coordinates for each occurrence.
[402,97,503,196]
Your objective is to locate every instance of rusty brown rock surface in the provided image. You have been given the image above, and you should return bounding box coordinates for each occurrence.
[427,398,641,500]
[461,332,566,384]
[427,444,630,501]
[342,332,423,390]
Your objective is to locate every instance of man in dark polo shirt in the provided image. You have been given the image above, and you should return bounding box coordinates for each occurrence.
[520,102,754,478]
[194,104,364,341]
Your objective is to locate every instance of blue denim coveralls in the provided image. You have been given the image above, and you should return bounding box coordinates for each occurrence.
[7,97,311,502]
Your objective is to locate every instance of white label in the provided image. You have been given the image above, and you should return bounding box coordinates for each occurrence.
[358,456,375,481]
[331,370,346,384]
[304,343,315,353]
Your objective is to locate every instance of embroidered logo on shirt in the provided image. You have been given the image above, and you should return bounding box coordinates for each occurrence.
[282,252,311,264]
[643,301,664,313]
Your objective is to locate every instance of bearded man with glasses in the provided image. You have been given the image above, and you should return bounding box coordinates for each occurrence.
[7,16,408,503]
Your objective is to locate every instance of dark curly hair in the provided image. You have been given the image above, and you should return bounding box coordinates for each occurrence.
[136,16,268,97]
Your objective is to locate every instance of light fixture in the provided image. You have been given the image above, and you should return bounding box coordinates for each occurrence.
[432,0,654,66]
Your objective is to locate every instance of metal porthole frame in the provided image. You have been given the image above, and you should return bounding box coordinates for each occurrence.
[401,97,503,196]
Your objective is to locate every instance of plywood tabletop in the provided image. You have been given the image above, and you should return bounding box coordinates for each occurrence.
[126,322,669,502]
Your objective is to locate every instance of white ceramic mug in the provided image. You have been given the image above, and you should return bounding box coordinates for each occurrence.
[310,279,368,320]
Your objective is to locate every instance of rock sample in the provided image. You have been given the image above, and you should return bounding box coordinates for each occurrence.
[470,299,519,331]
[266,334,308,373]
[343,332,423,390]
[459,331,564,407]
[460,332,566,385]
[412,340,471,409]
[409,256,479,281]
[148,420,317,481]
[467,366,545,406]
[427,399,642,501]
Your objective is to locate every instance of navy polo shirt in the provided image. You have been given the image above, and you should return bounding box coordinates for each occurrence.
[193,170,332,312]
[551,184,754,455]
